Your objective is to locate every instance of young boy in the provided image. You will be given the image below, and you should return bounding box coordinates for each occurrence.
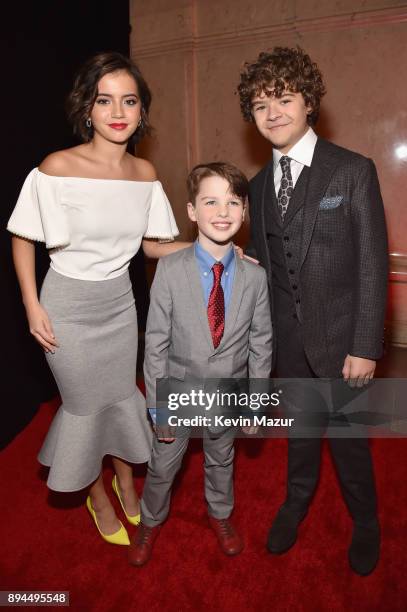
[238,47,388,575]
[129,162,272,566]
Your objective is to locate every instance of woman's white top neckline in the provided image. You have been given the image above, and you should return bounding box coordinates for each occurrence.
[37,168,156,184]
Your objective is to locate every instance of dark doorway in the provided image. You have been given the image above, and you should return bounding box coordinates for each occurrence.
[1,1,149,448]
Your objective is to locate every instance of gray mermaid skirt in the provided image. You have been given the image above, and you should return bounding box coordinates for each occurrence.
[38,268,152,492]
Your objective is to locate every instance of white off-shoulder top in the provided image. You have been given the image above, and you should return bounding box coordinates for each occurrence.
[7,168,179,281]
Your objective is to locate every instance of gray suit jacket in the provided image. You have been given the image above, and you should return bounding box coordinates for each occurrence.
[144,245,273,412]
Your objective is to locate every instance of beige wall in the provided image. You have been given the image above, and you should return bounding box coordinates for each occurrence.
[130,0,407,345]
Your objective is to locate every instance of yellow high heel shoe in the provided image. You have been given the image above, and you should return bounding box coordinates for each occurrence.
[86,496,130,546]
[112,475,141,526]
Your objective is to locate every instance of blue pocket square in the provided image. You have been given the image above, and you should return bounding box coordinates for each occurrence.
[319,195,344,210]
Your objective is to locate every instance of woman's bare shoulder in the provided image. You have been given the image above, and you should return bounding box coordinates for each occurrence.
[130,157,158,181]
[38,146,85,177]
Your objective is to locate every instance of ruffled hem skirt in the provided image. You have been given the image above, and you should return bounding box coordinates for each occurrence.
[39,268,152,492]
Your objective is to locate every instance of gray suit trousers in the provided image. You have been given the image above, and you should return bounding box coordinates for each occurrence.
[141,428,235,527]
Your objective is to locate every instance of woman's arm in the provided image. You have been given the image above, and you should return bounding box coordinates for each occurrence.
[12,236,38,308]
[142,239,253,261]
[11,236,58,352]
[142,239,191,259]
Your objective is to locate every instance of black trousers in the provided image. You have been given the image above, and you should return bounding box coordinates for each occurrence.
[275,324,378,526]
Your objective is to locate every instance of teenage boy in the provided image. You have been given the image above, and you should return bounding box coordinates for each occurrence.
[238,47,388,575]
[129,162,272,566]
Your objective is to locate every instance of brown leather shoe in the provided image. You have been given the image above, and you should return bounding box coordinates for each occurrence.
[208,516,243,556]
[128,523,160,567]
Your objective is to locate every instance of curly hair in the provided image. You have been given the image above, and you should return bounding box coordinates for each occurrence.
[66,51,152,146]
[237,46,326,125]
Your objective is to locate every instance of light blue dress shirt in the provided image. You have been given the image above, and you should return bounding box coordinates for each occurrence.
[194,240,235,311]
[149,241,236,423]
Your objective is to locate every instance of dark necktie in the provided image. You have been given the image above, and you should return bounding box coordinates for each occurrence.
[277,156,293,220]
[207,262,225,348]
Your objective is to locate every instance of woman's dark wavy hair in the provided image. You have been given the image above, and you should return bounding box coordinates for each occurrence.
[66,51,152,146]
[238,46,326,125]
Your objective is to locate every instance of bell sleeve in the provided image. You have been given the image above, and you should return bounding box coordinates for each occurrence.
[144,181,179,242]
[7,168,70,249]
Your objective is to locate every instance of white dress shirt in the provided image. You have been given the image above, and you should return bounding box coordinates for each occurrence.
[273,127,318,196]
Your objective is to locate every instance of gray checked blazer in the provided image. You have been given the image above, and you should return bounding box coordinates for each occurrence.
[247,137,388,377]
[143,245,273,410]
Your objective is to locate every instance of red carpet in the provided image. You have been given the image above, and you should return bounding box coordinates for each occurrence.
[0,399,406,612]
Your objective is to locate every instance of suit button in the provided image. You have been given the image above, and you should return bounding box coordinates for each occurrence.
[283,236,289,242]
[289,269,295,275]
[286,252,292,258]
[292,284,298,290]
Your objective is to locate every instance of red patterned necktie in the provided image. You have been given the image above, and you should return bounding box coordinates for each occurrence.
[207,262,225,348]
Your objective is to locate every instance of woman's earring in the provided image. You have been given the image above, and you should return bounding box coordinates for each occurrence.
[86,117,92,128]
[137,117,143,129]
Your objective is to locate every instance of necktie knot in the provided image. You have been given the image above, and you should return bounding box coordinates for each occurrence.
[212,262,224,282]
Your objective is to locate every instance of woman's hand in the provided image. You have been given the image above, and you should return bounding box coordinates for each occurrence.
[26,303,59,353]
[11,236,58,352]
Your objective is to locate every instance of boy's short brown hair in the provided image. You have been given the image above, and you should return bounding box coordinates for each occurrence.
[187,162,248,205]
[238,46,326,125]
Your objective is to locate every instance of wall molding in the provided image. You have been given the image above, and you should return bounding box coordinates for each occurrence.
[133,6,407,58]
[389,252,407,282]
[388,253,407,347]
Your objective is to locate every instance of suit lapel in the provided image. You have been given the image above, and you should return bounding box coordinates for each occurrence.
[282,165,310,226]
[183,247,213,351]
[259,160,274,252]
[300,138,339,269]
[214,251,245,353]
[269,173,282,227]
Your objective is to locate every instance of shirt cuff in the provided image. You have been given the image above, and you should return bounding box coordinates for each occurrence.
[148,408,157,423]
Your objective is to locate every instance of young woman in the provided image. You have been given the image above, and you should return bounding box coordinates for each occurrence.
[8,52,189,545]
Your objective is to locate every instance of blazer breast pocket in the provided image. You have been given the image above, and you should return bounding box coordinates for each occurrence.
[319,195,344,210]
